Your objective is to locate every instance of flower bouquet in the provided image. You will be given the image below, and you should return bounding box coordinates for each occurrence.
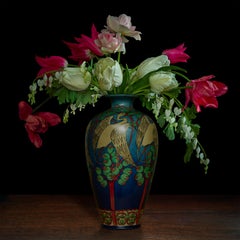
[18,13,228,174]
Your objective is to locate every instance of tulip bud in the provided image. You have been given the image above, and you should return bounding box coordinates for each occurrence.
[134,55,170,80]
[149,71,178,93]
[94,57,123,91]
[59,63,91,91]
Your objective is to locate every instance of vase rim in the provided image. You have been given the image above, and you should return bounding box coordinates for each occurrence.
[106,94,136,98]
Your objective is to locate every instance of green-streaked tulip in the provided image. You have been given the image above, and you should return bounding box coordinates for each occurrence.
[59,64,91,91]
[94,57,123,91]
[133,55,170,80]
[149,71,178,93]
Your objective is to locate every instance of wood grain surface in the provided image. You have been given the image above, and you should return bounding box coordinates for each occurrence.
[0,194,239,240]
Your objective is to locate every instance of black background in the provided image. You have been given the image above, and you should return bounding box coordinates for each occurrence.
[2,1,239,194]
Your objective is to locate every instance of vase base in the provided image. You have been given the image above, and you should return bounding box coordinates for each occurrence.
[102,224,141,230]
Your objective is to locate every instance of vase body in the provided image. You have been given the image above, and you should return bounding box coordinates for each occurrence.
[85,94,158,229]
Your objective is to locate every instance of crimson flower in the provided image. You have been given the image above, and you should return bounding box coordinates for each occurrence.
[64,24,104,65]
[162,43,190,64]
[184,75,228,112]
[36,56,68,77]
[18,101,61,148]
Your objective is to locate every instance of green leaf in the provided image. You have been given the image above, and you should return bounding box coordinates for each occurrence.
[164,124,175,140]
[136,165,144,173]
[184,143,194,163]
[184,105,198,120]
[157,114,166,128]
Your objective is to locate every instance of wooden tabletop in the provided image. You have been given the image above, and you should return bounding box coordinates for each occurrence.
[0,194,239,240]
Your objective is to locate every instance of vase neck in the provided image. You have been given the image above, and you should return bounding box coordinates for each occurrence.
[108,94,136,109]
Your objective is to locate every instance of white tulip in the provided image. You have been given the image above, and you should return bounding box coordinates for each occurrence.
[134,55,170,80]
[59,64,91,91]
[94,57,123,91]
[149,71,178,94]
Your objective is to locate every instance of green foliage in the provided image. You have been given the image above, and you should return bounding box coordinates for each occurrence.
[157,114,166,128]
[52,87,93,105]
[163,124,175,140]
[184,143,194,163]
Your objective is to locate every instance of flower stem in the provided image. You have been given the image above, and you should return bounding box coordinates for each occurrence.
[32,96,52,113]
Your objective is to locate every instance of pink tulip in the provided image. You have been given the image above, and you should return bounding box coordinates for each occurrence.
[35,56,68,77]
[64,24,104,64]
[162,43,190,64]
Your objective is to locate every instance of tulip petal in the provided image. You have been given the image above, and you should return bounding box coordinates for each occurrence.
[37,112,61,126]
[36,56,68,77]
[184,75,228,112]
[18,101,32,120]
[26,128,43,148]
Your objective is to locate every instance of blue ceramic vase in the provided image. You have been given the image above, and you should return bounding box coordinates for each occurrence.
[85,94,158,229]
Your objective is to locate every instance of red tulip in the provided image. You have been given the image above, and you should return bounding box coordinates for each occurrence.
[184,75,228,112]
[18,101,61,148]
[35,55,68,77]
[162,43,190,64]
[64,24,104,64]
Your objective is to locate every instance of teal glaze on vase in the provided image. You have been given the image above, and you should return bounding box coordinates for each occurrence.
[85,94,158,229]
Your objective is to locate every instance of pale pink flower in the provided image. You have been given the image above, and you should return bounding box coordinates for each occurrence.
[106,14,141,42]
[95,31,124,54]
